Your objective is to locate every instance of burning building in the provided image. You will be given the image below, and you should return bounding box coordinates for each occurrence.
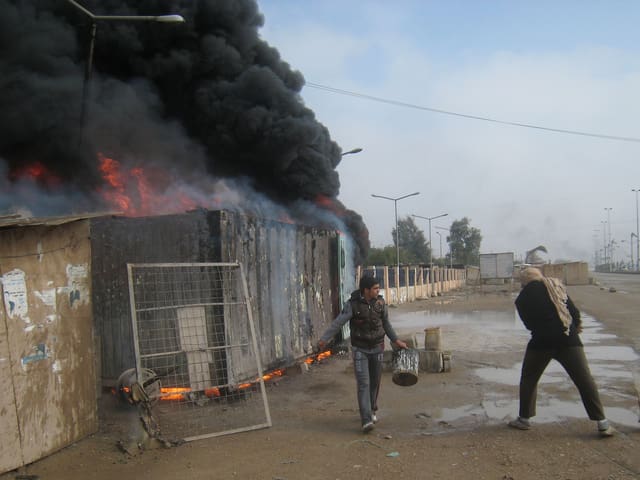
[91,208,351,382]
[1,209,351,470]
[0,0,367,471]
[0,0,369,261]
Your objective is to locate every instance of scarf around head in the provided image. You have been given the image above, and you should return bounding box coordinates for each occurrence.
[520,268,572,335]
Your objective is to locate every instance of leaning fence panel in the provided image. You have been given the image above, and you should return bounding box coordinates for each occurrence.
[127,262,271,442]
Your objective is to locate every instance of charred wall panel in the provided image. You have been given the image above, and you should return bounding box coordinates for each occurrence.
[90,211,216,382]
[91,209,340,382]
[0,220,97,473]
[217,211,337,372]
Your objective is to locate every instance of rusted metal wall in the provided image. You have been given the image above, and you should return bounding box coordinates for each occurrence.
[91,210,340,382]
[0,220,97,474]
[91,212,212,381]
[218,211,337,373]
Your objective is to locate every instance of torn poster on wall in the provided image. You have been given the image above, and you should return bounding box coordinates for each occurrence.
[1,269,30,322]
[65,263,89,308]
[35,288,59,324]
[21,343,49,368]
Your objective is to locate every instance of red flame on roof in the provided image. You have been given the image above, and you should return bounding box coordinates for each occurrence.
[315,194,346,218]
[98,153,210,216]
[9,161,61,187]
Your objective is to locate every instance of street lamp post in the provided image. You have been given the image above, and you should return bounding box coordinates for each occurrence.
[66,0,185,145]
[435,226,453,267]
[600,221,607,272]
[435,231,443,263]
[341,148,363,157]
[412,213,448,271]
[593,229,600,268]
[604,208,613,272]
[371,192,420,274]
[633,189,640,271]
[611,239,618,269]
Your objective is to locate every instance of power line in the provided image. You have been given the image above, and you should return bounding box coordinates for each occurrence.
[305,82,640,143]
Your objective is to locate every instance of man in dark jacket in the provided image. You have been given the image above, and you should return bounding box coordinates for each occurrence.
[509,267,614,437]
[318,276,407,433]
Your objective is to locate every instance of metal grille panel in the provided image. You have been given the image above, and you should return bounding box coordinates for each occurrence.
[127,262,271,441]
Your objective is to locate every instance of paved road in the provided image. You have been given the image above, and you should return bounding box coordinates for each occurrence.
[592,272,640,295]
[567,272,640,353]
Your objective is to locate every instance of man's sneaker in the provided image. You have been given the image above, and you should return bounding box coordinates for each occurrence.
[372,414,378,424]
[508,417,531,430]
[362,421,375,433]
[598,426,615,437]
[597,419,615,437]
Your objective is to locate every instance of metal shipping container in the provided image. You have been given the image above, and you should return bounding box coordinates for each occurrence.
[90,209,344,383]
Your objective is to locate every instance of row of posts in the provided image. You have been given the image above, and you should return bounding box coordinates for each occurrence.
[357,265,467,306]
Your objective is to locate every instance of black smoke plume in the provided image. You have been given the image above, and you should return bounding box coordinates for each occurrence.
[0,0,370,261]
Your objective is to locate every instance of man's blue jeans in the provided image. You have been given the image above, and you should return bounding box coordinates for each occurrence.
[352,345,384,425]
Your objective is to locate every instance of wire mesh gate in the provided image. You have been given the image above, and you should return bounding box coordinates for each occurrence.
[127,262,271,441]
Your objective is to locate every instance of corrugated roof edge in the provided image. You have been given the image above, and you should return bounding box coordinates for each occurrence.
[0,211,123,228]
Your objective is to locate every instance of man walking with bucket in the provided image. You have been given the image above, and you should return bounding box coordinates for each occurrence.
[318,276,407,433]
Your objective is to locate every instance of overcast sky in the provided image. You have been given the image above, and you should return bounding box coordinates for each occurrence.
[258,1,640,265]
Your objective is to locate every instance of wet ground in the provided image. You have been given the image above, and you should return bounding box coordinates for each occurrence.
[392,307,640,431]
[4,274,640,480]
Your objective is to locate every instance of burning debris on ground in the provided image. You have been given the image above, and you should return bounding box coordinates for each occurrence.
[113,351,333,405]
[0,0,370,261]
[107,350,334,455]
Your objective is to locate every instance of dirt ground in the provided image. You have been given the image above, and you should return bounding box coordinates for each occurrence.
[4,274,640,480]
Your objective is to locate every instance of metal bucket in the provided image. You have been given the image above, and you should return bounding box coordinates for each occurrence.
[424,327,442,351]
[392,348,419,386]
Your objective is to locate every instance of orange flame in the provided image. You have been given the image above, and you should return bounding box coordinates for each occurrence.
[263,369,284,381]
[314,194,345,217]
[304,350,332,364]
[156,368,285,401]
[9,161,61,186]
[238,368,284,390]
[160,386,190,401]
[98,155,132,213]
[97,153,211,217]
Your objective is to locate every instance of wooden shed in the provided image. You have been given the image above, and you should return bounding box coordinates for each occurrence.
[0,214,101,474]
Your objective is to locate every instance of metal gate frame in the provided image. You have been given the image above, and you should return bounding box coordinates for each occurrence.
[126,262,271,441]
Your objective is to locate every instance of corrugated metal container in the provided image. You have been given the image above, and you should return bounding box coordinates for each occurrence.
[90,209,341,383]
[0,217,98,474]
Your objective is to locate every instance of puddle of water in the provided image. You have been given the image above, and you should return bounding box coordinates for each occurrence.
[584,345,640,362]
[580,332,618,344]
[434,395,640,428]
[587,363,633,380]
[397,307,640,429]
[473,364,565,386]
[394,309,520,331]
